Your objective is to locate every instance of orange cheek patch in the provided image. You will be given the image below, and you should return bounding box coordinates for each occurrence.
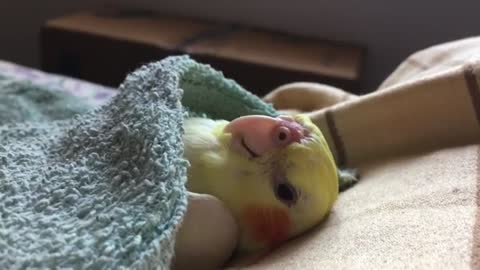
[243,206,291,247]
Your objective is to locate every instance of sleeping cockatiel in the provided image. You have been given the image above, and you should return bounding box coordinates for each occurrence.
[174,114,339,269]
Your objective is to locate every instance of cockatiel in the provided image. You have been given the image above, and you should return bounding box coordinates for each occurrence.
[182,114,339,252]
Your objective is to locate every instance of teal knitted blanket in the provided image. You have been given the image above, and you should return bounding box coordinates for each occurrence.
[0,56,277,269]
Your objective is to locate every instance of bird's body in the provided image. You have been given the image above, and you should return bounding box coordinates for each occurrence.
[183,115,338,252]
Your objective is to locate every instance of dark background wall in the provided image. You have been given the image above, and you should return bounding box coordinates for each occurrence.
[0,1,98,68]
[1,0,479,91]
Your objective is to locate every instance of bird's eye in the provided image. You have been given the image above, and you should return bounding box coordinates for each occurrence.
[275,182,297,206]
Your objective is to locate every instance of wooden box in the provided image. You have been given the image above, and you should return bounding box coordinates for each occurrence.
[41,10,366,95]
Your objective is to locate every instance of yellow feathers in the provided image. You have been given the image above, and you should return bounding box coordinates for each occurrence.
[183,114,338,252]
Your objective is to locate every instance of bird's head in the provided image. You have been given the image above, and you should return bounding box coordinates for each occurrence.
[208,114,339,252]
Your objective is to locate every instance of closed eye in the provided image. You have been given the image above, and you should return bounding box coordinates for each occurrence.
[241,138,259,158]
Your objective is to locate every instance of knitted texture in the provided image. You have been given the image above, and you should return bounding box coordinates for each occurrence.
[0,55,277,269]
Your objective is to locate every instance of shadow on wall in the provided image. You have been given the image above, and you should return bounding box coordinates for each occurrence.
[2,0,480,91]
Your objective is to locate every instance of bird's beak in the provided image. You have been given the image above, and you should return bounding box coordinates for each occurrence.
[224,115,309,158]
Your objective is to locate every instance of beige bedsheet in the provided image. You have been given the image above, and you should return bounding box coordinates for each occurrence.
[239,37,480,269]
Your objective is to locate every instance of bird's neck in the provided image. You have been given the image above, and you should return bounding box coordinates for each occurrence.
[183,117,229,194]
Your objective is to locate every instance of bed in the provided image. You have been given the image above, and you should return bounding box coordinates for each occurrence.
[1,36,480,269]
[240,36,480,269]
[0,60,116,106]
